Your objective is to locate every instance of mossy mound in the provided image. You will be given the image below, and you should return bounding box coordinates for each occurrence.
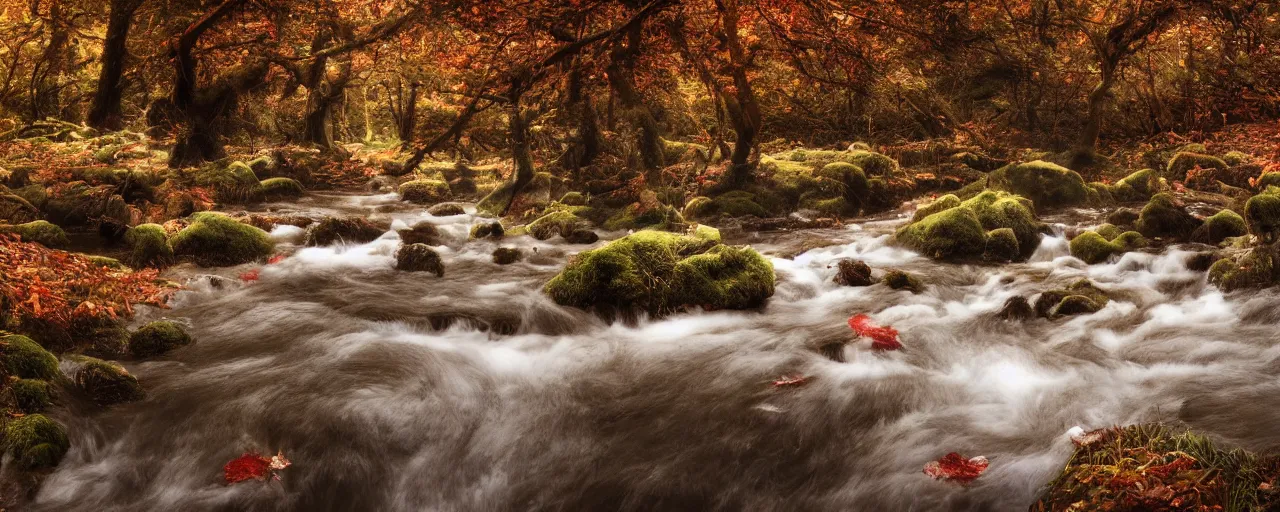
[1107,169,1161,202]
[682,197,714,221]
[397,221,441,245]
[1135,193,1203,240]
[1244,191,1280,243]
[124,223,174,268]
[1222,151,1252,166]
[987,160,1090,209]
[603,203,685,232]
[186,160,260,200]
[41,182,130,227]
[257,177,305,199]
[833,259,874,287]
[544,231,774,317]
[0,220,68,248]
[911,195,962,222]
[1034,280,1110,318]
[129,320,192,358]
[10,378,52,413]
[470,221,505,239]
[492,247,522,265]
[1191,209,1248,245]
[170,213,275,266]
[984,228,1021,262]
[896,191,1042,261]
[71,356,144,405]
[884,270,924,293]
[395,244,444,276]
[528,211,589,241]
[1166,152,1228,181]
[399,179,452,205]
[427,203,467,216]
[1070,230,1148,264]
[3,414,69,469]
[1209,247,1276,292]
[0,335,59,380]
[305,217,386,246]
[845,150,899,177]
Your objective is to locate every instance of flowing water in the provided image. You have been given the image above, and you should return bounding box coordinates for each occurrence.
[27,193,1280,511]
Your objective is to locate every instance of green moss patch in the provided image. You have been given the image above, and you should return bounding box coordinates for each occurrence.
[987,160,1090,209]
[896,191,1043,261]
[71,356,145,405]
[124,223,174,268]
[0,220,68,248]
[1070,229,1148,264]
[1136,193,1203,240]
[3,414,69,469]
[0,335,58,380]
[1167,152,1228,181]
[399,179,452,205]
[170,213,275,266]
[129,320,192,358]
[1034,279,1110,318]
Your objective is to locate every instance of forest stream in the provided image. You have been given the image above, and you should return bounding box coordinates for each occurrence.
[22,191,1280,511]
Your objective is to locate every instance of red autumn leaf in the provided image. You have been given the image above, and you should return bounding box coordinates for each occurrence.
[772,375,809,387]
[924,453,989,483]
[268,254,286,265]
[848,314,901,350]
[239,269,260,282]
[224,453,272,484]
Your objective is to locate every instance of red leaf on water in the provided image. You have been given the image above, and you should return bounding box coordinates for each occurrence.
[923,453,989,483]
[772,375,809,387]
[224,453,272,484]
[848,314,901,350]
[239,269,260,282]
[268,254,286,265]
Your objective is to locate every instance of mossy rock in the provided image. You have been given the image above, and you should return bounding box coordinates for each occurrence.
[690,224,721,244]
[1135,193,1202,240]
[397,221,441,245]
[558,192,588,206]
[170,213,275,266]
[1110,169,1160,202]
[984,228,1020,262]
[884,270,924,293]
[492,247,522,265]
[129,320,192,358]
[528,211,589,241]
[1166,152,1227,181]
[187,161,260,200]
[71,356,144,405]
[816,162,870,210]
[911,195,962,222]
[124,223,174,268]
[987,160,1090,209]
[1222,151,1252,166]
[3,414,69,469]
[1034,280,1110,318]
[603,203,686,232]
[10,378,52,413]
[711,192,770,218]
[86,255,127,270]
[257,177,304,199]
[544,231,773,317]
[662,139,709,163]
[896,190,1042,261]
[305,217,386,246]
[427,203,467,216]
[1070,230,1148,264]
[0,335,59,380]
[0,220,68,248]
[682,196,715,221]
[399,179,452,205]
[1191,209,1248,245]
[845,150,899,177]
[395,243,444,276]
[1209,247,1276,291]
[833,259,874,287]
[1244,191,1280,243]
[470,221,505,239]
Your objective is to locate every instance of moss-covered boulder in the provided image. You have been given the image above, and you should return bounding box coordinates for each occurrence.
[470,221,505,239]
[492,247,522,265]
[71,356,144,405]
[1208,246,1276,292]
[395,243,444,276]
[1191,209,1248,245]
[884,270,924,293]
[128,320,192,358]
[305,217,386,246]
[3,414,69,469]
[399,179,452,205]
[987,160,1091,209]
[0,220,68,248]
[1109,169,1160,202]
[682,196,715,221]
[984,228,1021,262]
[1034,280,1110,318]
[186,160,261,200]
[846,150,899,177]
[896,206,986,260]
[1135,193,1203,240]
[427,203,467,216]
[814,162,870,212]
[544,231,774,316]
[603,203,686,232]
[558,192,588,206]
[1070,230,1148,264]
[170,213,275,266]
[1166,152,1228,181]
[911,195,962,222]
[0,335,59,380]
[896,191,1042,261]
[1244,191,1280,243]
[833,259,874,287]
[1222,151,1252,166]
[257,177,304,199]
[528,211,589,241]
[124,223,173,268]
[10,378,52,413]
[397,221,441,245]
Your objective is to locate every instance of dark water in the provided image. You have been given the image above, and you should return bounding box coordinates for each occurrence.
[27,193,1280,511]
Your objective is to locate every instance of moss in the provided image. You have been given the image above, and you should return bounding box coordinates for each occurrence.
[1222,151,1252,166]
[1034,280,1110,318]
[305,217,385,246]
[963,191,1043,258]
[1086,182,1113,205]
[662,139,708,163]
[0,335,58,380]
[395,243,444,276]
[1244,191,1280,243]
[188,160,260,199]
[492,247,522,265]
[987,160,1090,209]
[543,231,772,316]
[475,181,516,217]
[1209,247,1276,292]
[470,221,505,239]
[170,213,275,266]
[1114,169,1159,201]
[86,255,127,270]
[0,220,68,248]
[257,177,304,199]
[691,224,721,243]
[1094,223,1123,240]
[3,414,69,469]
[603,204,685,232]
[10,378,52,413]
[818,162,870,208]
[711,192,770,218]
[528,211,588,241]
[682,197,715,221]
[895,206,986,260]
[397,221,441,245]
[72,356,144,405]
[129,320,192,358]
[1256,172,1280,191]
[559,192,588,206]
[846,150,899,177]
[399,179,452,205]
[883,270,924,293]
[984,228,1020,262]
[1166,152,1228,181]
[0,191,41,225]
[1135,193,1203,240]
[1192,209,1248,245]
[912,195,962,223]
[124,223,174,268]
[1070,230,1147,264]
[427,203,467,216]
[799,194,848,217]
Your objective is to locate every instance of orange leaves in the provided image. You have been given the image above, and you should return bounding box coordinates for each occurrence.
[224,450,292,484]
[924,453,989,483]
[848,314,901,350]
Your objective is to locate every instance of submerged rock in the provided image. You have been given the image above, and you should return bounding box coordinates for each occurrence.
[833,259,874,287]
[544,231,774,317]
[3,414,68,469]
[396,243,444,276]
[998,296,1035,321]
[305,217,386,246]
[170,213,275,266]
[1209,245,1276,292]
[129,320,193,358]
[1034,280,1110,318]
[883,270,924,293]
[492,247,522,265]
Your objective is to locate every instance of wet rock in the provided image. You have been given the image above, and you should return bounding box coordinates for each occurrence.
[564,229,600,244]
[0,220,68,248]
[1034,280,1110,318]
[69,356,145,405]
[896,191,1042,261]
[528,211,589,240]
[427,203,467,216]
[953,152,1006,172]
[1107,207,1141,228]
[987,160,1091,209]
[128,321,192,358]
[1244,190,1280,243]
[399,179,452,205]
[11,378,52,413]
[1166,152,1227,181]
[833,259,874,287]
[171,213,275,266]
[470,221,504,239]
[1069,229,1147,264]
[397,221,441,245]
[1191,209,1248,245]
[1,334,59,379]
[396,243,444,276]
[1105,169,1161,202]
[1208,246,1276,291]
[492,247,522,265]
[603,203,686,232]
[1184,252,1220,272]
[367,175,397,193]
[998,296,1035,321]
[305,217,386,246]
[3,414,68,469]
[257,177,305,199]
[984,227,1021,262]
[124,224,174,268]
[884,270,924,293]
[1136,193,1202,240]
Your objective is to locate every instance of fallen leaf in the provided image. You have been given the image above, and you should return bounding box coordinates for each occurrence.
[924,453,989,483]
[848,314,901,350]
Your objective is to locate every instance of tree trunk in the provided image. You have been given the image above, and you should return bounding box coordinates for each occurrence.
[606,23,664,177]
[88,0,141,130]
[716,0,761,186]
[397,82,419,144]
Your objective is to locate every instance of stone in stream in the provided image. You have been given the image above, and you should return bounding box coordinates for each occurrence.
[129,320,193,358]
[3,414,68,469]
[399,179,452,205]
[564,229,599,245]
[833,259,874,287]
[895,191,1042,262]
[883,270,924,294]
[396,243,444,276]
[997,296,1035,321]
[68,355,145,406]
[124,223,174,268]
[1190,209,1248,245]
[397,221,441,245]
[1033,280,1110,318]
[1135,193,1202,240]
[0,334,59,380]
[427,203,467,216]
[470,221,504,239]
[492,247,522,265]
[305,217,387,246]
[169,212,275,266]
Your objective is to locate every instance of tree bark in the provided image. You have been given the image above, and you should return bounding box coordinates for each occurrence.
[397,82,420,144]
[606,22,664,176]
[716,0,761,186]
[88,0,143,130]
